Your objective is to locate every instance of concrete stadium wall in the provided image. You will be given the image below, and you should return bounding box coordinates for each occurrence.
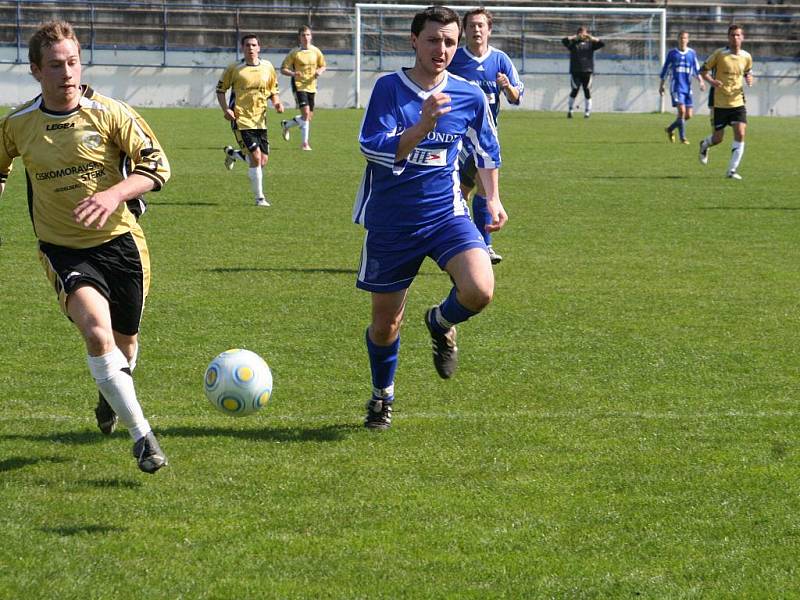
[2,51,798,117]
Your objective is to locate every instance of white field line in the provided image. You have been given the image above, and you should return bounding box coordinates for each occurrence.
[1,409,799,425]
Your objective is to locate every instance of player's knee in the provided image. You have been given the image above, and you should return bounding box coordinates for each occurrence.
[82,325,115,356]
[370,319,401,345]
[460,284,493,313]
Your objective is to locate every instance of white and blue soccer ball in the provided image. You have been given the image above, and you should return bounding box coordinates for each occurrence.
[204,349,273,417]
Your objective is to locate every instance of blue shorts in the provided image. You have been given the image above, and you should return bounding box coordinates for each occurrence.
[671,90,693,108]
[356,215,487,293]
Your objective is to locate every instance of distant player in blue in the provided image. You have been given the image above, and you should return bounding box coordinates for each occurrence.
[354,6,508,430]
[659,31,705,144]
[448,7,523,265]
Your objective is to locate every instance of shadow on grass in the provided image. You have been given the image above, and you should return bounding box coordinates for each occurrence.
[84,478,143,490]
[161,422,358,443]
[0,430,107,444]
[40,524,127,536]
[152,201,219,207]
[0,423,357,446]
[698,206,800,211]
[204,267,441,277]
[0,456,69,472]
[585,175,687,180]
[206,266,357,275]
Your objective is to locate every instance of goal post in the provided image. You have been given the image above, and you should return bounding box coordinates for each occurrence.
[354,3,667,112]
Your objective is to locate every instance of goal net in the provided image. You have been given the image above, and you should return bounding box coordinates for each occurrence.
[354,4,667,113]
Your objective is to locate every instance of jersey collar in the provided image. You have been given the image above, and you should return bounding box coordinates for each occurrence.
[39,84,93,116]
[398,68,449,98]
[463,45,494,63]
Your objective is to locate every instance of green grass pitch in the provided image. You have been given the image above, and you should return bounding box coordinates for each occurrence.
[1,106,799,598]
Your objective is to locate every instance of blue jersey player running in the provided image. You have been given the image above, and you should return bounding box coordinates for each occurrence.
[354,6,508,430]
[659,31,705,144]
[447,7,523,265]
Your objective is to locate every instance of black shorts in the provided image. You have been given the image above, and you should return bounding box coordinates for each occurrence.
[291,81,316,111]
[235,128,269,155]
[38,232,147,335]
[712,106,747,130]
[570,72,594,97]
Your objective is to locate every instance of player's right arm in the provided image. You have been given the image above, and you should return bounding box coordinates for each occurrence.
[395,93,451,162]
[659,51,672,94]
[700,50,722,88]
[215,66,236,121]
[280,51,296,78]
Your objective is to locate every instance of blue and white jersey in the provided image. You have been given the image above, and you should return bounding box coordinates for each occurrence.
[660,48,701,96]
[354,69,501,232]
[447,46,523,125]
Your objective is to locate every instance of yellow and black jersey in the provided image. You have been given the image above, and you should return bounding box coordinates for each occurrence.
[281,45,326,93]
[216,60,280,130]
[701,47,753,108]
[0,86,170,249]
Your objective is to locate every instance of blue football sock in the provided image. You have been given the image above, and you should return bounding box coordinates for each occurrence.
[677,118,686,140]
[429,287,478,335]
[472,194,491,245]
[667,119,678,132]
[366,329,398,400]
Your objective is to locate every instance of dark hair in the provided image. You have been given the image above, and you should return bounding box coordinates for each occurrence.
[411,6,460,37]
[463,7,492,31]
[298,25,311,35]
[240,33,259,46]
[577,26,588,35]
[29,20,80,67]
[728,24,743,35]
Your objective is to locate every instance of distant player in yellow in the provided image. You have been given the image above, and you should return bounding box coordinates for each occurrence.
[280,26,326,151]
[698,24,754,180]
[216,34,284,206]
[0,20,170,473]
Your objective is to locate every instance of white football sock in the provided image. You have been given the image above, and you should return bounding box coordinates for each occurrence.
[585,99,592,114]
[568,97,575,111]
[128,342,139,372]
[87,348,151,441]
[728,141,745,173]
[248,166,264,199]
[286,115,301,129]
[301,119,310,145]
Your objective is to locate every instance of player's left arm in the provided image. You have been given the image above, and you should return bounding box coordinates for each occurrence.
[497,56,523,105]
[315,50,327,78]
[0,119,17,198]
[74,173,155,229]
[476,167,507,232]
[469,90,505,231]
[744,55,754,87]
[268,67,284,113]
[76,102,171,229]
[692,53,706,91]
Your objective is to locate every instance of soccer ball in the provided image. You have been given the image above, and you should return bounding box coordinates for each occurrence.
[203,349,273,417]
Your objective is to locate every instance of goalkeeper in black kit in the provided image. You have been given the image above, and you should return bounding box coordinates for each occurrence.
[562,26,605,119]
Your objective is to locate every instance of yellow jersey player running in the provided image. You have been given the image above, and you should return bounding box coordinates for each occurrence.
[280,26,326,151]
[698,24,754,180]
[0,20,170,473]
[216,34,284,206]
